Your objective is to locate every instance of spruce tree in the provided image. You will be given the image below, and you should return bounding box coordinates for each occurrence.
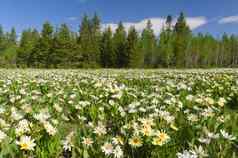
[78,14,101,67]
[166,15,173,30]
[3,27,18,67]
[127,26,143,68]
[174,12,191,67]
[141,20,157,67]
[113,22,127,68]
[52,23,73,67]
[17,29,40,67]
[9,27,17,45]
[91,13,101,66]
[32,22,54,68]
[158,15,175,67]
[0,25,6,52]
[100,27,115,68]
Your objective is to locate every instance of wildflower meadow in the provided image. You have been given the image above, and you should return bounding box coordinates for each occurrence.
[0,69,237,158]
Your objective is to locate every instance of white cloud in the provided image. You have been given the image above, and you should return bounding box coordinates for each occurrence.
[68,17,79,21]
[219,15,238,24]
[102,18,165,35]
[186,17,207,30]
[102,16,207,36]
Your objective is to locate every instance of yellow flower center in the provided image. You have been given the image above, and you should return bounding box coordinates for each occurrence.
[153,137,163,145]
[133,138,140,144]
[20,143,29,150]
[159,133,167,140]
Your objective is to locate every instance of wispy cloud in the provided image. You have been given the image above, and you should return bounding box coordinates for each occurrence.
[102,18,165,36]
[102,16,207,36]
[186,17,207,30]
[219,15,238,24]
[67,16,79,21]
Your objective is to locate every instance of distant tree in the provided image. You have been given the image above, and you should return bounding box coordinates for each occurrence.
[78,15,91,67]
[100,27,116,68]
[9,27,17,44]
[2,27,18,66]
[127,26,143,68]
[158,15,175,67]
[185,34,200,67]
[0,26,18,67]
[31,22,54,68]
[158,28,174,67]
[51,23,74,68]
[113,22,127,68]
[17,29,39,67]
[0,25,6,53]
[1,12,238,68]
[91,13,102,65]
[141,20,157,67]
[174,12,191,67]
[230,35,238,66]
[221,33,232,66]
[166,15,173,30]
[78,14,101,68]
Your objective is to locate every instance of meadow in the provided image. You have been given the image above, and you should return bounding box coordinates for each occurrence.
[0,69,237,158]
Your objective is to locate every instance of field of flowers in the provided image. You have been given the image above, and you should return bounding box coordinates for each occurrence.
[0,69,237,158]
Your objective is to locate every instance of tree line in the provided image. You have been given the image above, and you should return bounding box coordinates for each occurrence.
[0,12,238,68]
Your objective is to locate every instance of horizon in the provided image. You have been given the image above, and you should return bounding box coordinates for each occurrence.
[1,0,238,37]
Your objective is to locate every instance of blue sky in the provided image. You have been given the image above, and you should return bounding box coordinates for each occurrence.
[1,0,238,37]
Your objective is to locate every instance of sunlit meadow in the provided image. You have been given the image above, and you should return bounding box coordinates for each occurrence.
[0,69,237,158]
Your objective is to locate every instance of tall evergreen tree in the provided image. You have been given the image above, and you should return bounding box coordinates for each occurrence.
[3,27,18,66]
[0,25,6,52]
[52,23,74,67]
[113,22,127,68]
[9,27,17,45]
[127,26,143,68]
[166,15,173,30]
[78,14,101,67]
[1,12,238,68]
[158,28,173,67]
[100,27,115,67]
[141,20,157,67]
[0,26,7,67]
[91,13,102,66]
[158,15,175,67]
[31,22,54,68]
[174,12,191,67]
[78,15,91,67]
[17,29,40,67]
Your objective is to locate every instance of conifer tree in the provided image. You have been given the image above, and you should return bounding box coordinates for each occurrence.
[32,22,54,68]
[9,27,17,45]
[113,22,127,68]
[174,12,191,67]
[17,29,40,67]
[158,15,175,67]
[52,23,73,67]
[91,13,101,65]
[127,26,143,68]
[0,25,6,52]
[78,14,101,67]
[141,20,157,67]
[2,27,18,66]
[100,27,115,67]
[2,12,238,68]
